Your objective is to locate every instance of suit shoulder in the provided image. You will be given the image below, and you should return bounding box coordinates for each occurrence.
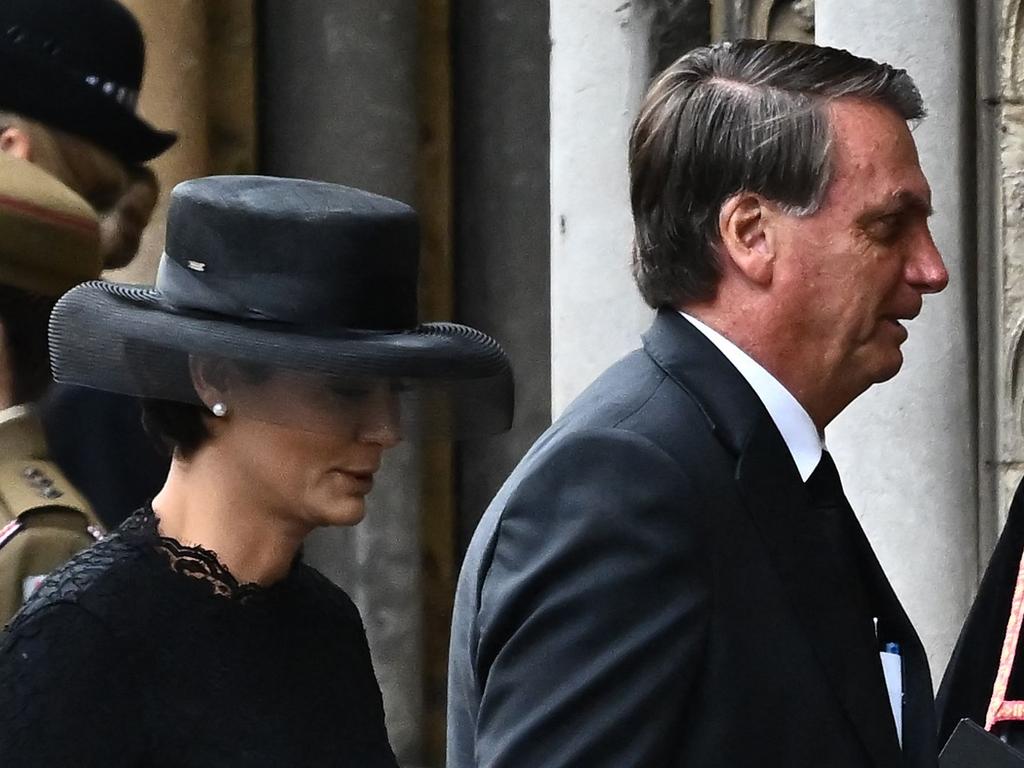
[465,425,707,584]
[558,350,715,453]
[558,349,675,426]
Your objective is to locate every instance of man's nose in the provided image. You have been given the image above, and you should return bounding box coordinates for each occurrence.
[906,229,949,294]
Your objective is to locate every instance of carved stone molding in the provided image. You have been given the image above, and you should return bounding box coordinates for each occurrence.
[988,0,1024,525]
[1004,0,1024,100]
[643,0,814,76]
[642,0,712,73]
[711,0,815,42]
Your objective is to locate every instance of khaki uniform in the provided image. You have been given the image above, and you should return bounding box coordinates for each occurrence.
[0,147,106,626]
[0,405,103,625]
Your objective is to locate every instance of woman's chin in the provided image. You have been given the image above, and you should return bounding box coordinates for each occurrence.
[317,496,368,528]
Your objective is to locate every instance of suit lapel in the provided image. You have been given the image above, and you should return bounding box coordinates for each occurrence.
[643,309,907,767]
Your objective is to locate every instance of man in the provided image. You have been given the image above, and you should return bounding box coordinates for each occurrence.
[0,0,176,527]
[448,40,949,768]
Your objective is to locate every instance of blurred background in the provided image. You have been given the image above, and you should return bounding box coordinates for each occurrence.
[117,2,1012,766]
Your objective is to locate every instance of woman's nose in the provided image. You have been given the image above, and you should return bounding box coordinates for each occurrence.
[357,389,402,448]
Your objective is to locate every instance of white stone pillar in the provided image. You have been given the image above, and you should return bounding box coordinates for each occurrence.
[816,0,976,671]
[549,1,655,415]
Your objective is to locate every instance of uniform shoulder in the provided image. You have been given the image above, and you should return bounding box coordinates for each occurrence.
[0,459,97,524]
[0,408,101,529]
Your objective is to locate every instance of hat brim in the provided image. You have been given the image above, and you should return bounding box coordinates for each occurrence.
[0,46,176,164]
[49,281,515,438]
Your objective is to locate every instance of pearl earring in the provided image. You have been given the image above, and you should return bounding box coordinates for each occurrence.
[211,402,228,417]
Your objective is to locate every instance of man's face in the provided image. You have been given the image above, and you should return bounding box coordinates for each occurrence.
[767,98,948,398]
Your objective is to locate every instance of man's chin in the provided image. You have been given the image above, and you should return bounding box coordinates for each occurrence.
[871,350,905,384]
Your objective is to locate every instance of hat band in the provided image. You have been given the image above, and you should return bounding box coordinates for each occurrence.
[83,74,138,111]
[155,253,280,322]
[3,25,139,112]
[154,253,417,332]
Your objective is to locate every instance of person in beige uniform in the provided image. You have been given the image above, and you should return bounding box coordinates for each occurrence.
[0,151,107,622]
[0,0,175,621]
[0,0,178,533]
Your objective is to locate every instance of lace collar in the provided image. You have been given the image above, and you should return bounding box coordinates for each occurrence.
[127,506,293,603]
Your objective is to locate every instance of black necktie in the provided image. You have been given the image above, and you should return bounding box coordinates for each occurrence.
[805,451,876,641]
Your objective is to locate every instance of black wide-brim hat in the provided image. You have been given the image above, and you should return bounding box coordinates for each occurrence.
[0,0,176,163]
[49,176,514,438]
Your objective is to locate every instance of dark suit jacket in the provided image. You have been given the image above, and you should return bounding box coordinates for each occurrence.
[447,309,936,768]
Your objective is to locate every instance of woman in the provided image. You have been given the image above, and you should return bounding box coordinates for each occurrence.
[0,176,513,766]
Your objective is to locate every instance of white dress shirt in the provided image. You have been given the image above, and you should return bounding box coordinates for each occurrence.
[679,312,823,480]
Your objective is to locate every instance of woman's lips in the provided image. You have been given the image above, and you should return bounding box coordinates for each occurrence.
[333,469,376,494]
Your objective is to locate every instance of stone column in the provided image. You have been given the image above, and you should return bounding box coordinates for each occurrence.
[261,5,423,764]
[453,2,551,546]
[549,1,658,414]
[816,0,977,671]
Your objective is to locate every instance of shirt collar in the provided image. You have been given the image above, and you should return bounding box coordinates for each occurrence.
[679,312,823,481]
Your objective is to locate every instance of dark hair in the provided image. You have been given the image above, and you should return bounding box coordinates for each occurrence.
[140,359,274,459]
[140,398,210,459]
[628,39,925,309]
[0,285,55,404]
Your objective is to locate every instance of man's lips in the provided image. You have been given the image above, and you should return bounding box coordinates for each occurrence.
[881,309,920,326]
[879,314,916,341]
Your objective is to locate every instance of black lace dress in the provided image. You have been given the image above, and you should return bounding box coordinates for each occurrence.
[0,507,399,767]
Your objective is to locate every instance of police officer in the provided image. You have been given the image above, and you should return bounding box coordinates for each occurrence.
[0,0,176,620]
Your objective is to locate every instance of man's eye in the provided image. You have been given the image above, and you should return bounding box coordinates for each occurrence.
[867,215,902,242]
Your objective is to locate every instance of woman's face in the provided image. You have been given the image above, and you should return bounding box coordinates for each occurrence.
[204,369,402,530]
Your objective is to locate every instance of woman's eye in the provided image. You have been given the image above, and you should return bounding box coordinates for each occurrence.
[337,389,370,400]
[328,384,371,400]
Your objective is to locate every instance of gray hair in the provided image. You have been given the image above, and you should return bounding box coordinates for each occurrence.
[629,39,924,309]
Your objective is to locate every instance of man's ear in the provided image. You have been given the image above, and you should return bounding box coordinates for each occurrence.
[717,192,775,287]
[0,126,33,161]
